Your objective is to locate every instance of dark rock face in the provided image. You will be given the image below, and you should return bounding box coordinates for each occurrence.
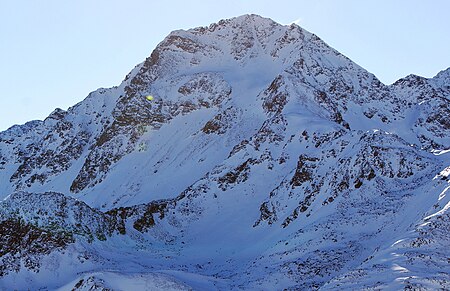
[0,191,183,276]
[290,155,319,187]
[106,198,175,234]
[0,218,74,276]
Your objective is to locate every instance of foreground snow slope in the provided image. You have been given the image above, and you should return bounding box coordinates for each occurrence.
[1,14,449,290]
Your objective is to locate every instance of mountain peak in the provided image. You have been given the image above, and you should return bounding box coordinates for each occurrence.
[187,14,281,34]
[434,67,450,79]
[1,15,449,291]
[433,67,450,91]
[217,14,279,27]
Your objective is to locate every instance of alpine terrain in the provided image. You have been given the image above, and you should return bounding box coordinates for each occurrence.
[1,15,449,290]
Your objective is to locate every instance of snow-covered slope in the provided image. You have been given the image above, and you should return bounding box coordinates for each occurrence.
[1,14,449,290]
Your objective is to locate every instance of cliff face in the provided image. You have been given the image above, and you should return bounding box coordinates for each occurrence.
[0,15,449,290]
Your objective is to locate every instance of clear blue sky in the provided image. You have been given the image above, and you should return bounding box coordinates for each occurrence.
[1,0,449,131]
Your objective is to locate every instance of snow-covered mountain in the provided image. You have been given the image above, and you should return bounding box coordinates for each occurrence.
[1,14,449,290]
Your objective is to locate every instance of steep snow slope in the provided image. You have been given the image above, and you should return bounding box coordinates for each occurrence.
[0,14,449,290]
